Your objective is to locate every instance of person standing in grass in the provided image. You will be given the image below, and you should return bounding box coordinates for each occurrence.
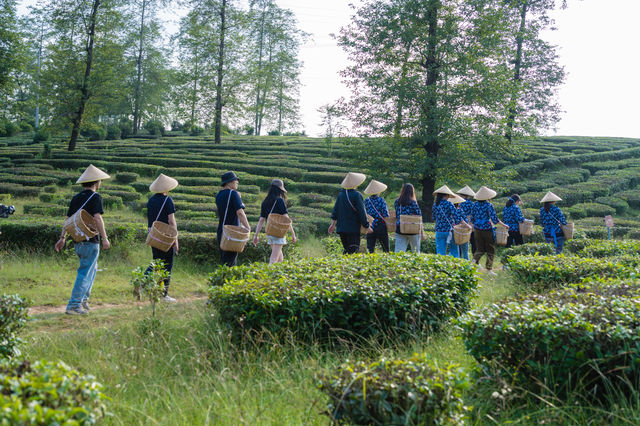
[456,185,476,255]
[54,165,111,315]
[432,185,464,258]
[394,183,425,253]
[216,171,251,267]
[470,186,509,276]
[253,179,297,263]
[145,174,179,302]
[363,179,390,253]
[502,194,526,248]
[329,172,370,254]
[451,194,471,260]
[540,191,568,254]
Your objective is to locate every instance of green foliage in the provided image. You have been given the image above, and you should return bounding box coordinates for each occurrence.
[115,171,139,184]
[459,279,640,397]
[131,260,168,319]
[0,295,29,359]
[0,359,108,424]
[144,120,165,136]
[0,120,19,137]
[32,128,50,143]
[573,239,640,258]
[208,253,478,342]
[498,243,555,265]
[106,124,122,140]
[318,354,469,425]
[80,122,107,141]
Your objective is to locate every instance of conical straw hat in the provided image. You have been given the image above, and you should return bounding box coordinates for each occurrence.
[364,180,387,195]
[149,174,179,193]
[456,185,476,197]
[540,191,562,203]
[474,186,497,201]
[341,172,366,190]
[76,164,110,184]
[450,194,465,205]
[433,185,455,197]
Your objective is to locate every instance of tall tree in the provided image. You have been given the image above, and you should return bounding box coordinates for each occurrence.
[0,0,24,116]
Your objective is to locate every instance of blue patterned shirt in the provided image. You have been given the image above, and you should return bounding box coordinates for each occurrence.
[471,201,499,231]
[431,200,462,232]
[394,199,422,234]
[502,205,525,232]
[540,204,567,236]
[365,196,389,229]
[460,200,474,220]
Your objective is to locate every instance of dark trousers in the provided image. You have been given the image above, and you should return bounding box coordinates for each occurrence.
[339,232,361,254]
[221,250,238,267]
[473,229,495,270]
[470,231,477,255]
[146,246,174,296]
[506,230,524,248]
[366,222,389,253]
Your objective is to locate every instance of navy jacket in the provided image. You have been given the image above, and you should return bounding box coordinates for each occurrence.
[331,189,369,233]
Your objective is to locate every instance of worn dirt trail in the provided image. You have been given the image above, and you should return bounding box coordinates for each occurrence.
[28,296,208,315]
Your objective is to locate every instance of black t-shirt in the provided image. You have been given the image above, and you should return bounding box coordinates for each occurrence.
[67,190,104,243]
[215,189,245,235]
[147,194,176,228]
[260,197,288,219]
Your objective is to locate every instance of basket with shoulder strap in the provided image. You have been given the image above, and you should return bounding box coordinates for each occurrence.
[146,195,178,252]
[63,192,98,243]
[360,214,374,234]
[219,190,250,253]
[453,223,472,245]
[519,219,534,236]
[495,226,508,246]
[399,213,422,235]
[561,222,575,240]
[385,211,396,233]
[265,199,292,238]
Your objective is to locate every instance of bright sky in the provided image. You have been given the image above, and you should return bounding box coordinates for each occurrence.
[18,0,640,138]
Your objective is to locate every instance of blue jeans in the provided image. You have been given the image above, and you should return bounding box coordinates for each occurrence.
[435,231,459,258]
[458,242,469,260]
[67,242,100,310]
[545,233,565,254]
[395,233,421,253]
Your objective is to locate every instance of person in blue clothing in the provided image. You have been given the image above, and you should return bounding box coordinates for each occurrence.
[539,191,568,254]
[253,179,297,264]
[216,171,251,267]
[394,183,425,253]
[456,185,476,255]
[471,186,509,275]
[363,179,390,253]
[502,194,526,248]
[431,185,464,257]
[451,194,471,260]
[329,172,370,254]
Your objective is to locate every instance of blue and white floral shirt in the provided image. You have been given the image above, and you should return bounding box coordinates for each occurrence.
[394,199,422,234]
[471,201,499,231]
[365,195,389,229]
[460,200,474,220]
[540,204,567,236]
[502,204,525,232]
[431,200,462,232]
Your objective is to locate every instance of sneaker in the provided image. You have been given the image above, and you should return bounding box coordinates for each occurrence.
[487,270,497,277]
[162,295,177,303]
[65,307,88,315]
[81,301,90,311]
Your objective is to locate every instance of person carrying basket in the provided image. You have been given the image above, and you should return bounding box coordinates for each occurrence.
[363,179,390,253]
[540,191,568,254]
[253,179,297,264]
[470,186,509,275]
[216,172,251,266]
[329,172,370,254]
[432,185,466,258]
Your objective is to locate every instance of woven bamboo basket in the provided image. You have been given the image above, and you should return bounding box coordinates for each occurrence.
[453,223,472,245]
[399,214,422,235]
[384,212,396,233]
[495,227,509,246]
[265,213,291,238]
[519,219,534,236]
[146,221,178,252]
[561,222,575,240]
[63,209,98,242]
[220,225,250,253]
[361,214,374,234]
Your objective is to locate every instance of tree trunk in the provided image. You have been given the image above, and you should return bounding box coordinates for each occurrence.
[190,50,199,124]
[421,175,436,221]
[213,0,228,144]
[393,45,412,141]
[277,72,283,133]
[69,0,101,151]
[253,3,266,136]
[133,0,147,135]
[505,1,528,143]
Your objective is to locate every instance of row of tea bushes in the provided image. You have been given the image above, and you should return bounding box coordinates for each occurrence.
[207,253,478,342]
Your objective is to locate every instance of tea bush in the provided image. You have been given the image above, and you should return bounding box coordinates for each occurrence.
[0,295,29,359]
[115,171,139,184]
[573,239,640,258]
[459,279,640,397]
[498,243,555,264]
[208,253,478,341]
[0,359,108,424]
[318,354,469,425]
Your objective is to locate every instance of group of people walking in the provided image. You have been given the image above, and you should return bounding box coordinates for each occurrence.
[54,165,568,315]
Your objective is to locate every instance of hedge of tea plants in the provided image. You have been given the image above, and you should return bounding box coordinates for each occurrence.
[318,354,469,425]
[459,279,640,397]
[207,253,478,341]
[0,294,28,359]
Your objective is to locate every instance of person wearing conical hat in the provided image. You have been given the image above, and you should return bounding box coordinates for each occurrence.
[456,185,477,255]
[216,171,251,266]
[540,191,567,254]
[470,186,508,275]
[253,179,297,264]
[363,179,390,253]
[54,164,111,315]
[432,185,465,258]
[329,172,370,254]
[394,183,425,253]
[451,194,472,260]
[502,194,526,248]
[144,174,179,302]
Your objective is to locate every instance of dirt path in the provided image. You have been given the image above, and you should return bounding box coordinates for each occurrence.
[28,296,208,315]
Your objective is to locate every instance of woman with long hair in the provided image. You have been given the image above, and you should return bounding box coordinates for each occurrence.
[253,179,296,263]
[394,183,425,253]
[539,191,567,254]
[502,194,526,248]
[431,185,464,257]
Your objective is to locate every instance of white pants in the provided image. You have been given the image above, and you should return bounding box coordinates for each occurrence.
[394,233,421,253]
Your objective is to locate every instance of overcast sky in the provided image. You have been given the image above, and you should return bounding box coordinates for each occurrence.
[18,0,640,138]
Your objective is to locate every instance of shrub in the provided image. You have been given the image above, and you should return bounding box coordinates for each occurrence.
[43,185,57,194]
[318,354,469,425]
[0,359,108,423]
[38,192,54,203]
[0,120,19,137]
[208,253,478,341]
[19,121,33,133]
[119,119,133,138]
[115,171,139,184]
[568,202,615,218]
[0,295,29,359]
[573,239,640,258]
[189,125,205,136]
[459,279,640,397]
[498,242,555,264]
[144,120,165,136]
[102,194,123,209]
[32,128,50,143]
[80,122,107,141]
[106,124,122,140]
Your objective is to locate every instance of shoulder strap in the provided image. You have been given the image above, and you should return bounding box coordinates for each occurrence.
[155,195,169,222]
[345,189,357,212]
[78,192,96,211]
[367,198,383,220]
[222,189,233,225]
[268,198,280,216]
